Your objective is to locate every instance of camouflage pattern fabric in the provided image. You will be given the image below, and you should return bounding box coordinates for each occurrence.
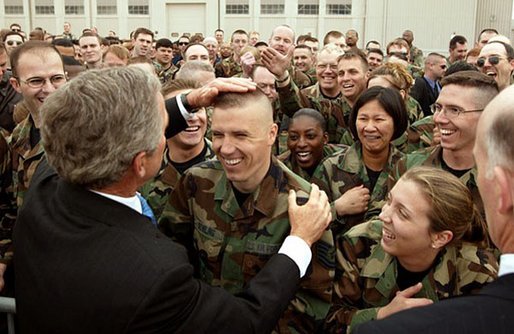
[407,115,436,153]
[277,81,351,143]
[154,62,179,84]
[305,67,318,85]
[325,219,498,333]
[405,95,424,125]
[139,139,216,219]
[410,45,424,68]
[312,142,403,238]
[159,156,335,333]
[277,144,348,181]
[0,129,15,262]
[407,64,424,79]
[389,145,484,220]
[215,56,242,78]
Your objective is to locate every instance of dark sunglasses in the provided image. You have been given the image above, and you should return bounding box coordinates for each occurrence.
[6,40,23,46]
[476,55,505,67]
[387,51,408,61]
[178,42,189,46]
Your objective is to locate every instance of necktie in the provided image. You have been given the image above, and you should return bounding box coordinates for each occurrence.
[137,194,157,226]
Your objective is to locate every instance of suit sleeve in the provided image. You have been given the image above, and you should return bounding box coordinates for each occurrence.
[165,96,189,139]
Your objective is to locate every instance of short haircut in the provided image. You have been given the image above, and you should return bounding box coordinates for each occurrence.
[214,90,272,122]
[367,48,383,57]
[161,78,201,97]
[349,86,408,141]
[337,50,369,72]
[155,38,173,49]
[10,23,21,30]
[425,52,445,64]
[10,40,63,78]
[127,55,153,65]
[444,61,478,76]
[103,45,129,62]
[254,41,268,48]
[133,27,154,40]
[304,36,318,43]
[29,29,45,41]
[3,31,25,42]
[319,43,344,57]
[441,70,499,108]
[478,28,498,41]
[231,29,249,42]
[295,44,313,53]
[486,40,514,59]
[449,35,467,49]
[291,108,326,131]
[175,61,214,82]
[215,28,224,34]
[296,34,310,44]
[79,32,101,44]
[183,43,208,57]
[365,40,381,49]
[323,30,343,45]
[386,38,409,53]
[271,25,295,41]
[250,63,270,80]
[41,67,162,189]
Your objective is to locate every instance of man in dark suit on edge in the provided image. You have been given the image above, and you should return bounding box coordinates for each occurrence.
[354,85,514,334]
[13,67,332,333]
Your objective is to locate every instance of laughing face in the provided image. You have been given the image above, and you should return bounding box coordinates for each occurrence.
[287,114,328,172]
[337,57,368,105]
[433,84,482,154]
[355,99,395,156]
[212,98,277,193]
[316,51,339,96]
[478,42,514,91]
[379,178,435,265]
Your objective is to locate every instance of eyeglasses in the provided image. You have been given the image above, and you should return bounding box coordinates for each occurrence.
[431,104,483,118]
[6,40,23,46]
[16,74,67,88]
[178,42,189,46]
[476,55,507,67]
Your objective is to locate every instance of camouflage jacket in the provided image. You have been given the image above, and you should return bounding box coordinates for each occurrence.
[390,145,483,219]
[215,56,242,78]
[154,62,179,84]
[325,219,498,333]
[277,81,351,143]
[312,142,403,238]
[9,115,45,208]
[409,45,424,68]
[406,95,424,125]
[0,129,15,262]
[277,144,348,182]
[305,67,318,85]
[139,139,216,219]
[407,115,435,153]
[159,156,335,333]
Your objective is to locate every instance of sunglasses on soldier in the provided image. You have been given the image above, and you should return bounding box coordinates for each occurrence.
[476,55,506,68]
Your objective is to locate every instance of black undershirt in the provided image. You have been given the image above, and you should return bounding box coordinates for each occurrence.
[441,159,471,178]
[396,261,432,291]
[170,141,208,175]
[320,90,341,100]
[233,187,251,208]
[30,124,41,149]
[366,166,381,192]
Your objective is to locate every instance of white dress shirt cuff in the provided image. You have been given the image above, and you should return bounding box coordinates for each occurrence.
[176,93,195,120]
[498,253,514,277]
[278,236,312,278]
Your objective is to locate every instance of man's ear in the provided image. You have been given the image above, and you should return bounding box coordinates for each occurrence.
[132,151,147,179]
[494,166,514,215]
[9,77,21,93]
[268,123,278,145]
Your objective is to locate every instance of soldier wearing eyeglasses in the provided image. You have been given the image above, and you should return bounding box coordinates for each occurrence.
[477,40,514,91]
[390,71,499,224]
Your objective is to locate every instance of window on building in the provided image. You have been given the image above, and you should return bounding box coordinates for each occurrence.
[97,0,117,15]
[65,0,84,15]
[298,0,319,15]
[128,0,148,15]
[5,0,23,14]
[261,0,285,14]
[326,0,352,15]
[35,0,54,14]
[226,0,249,14]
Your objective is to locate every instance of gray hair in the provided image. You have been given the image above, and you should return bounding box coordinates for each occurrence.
[41,66,163,189]
[175,61,215,83]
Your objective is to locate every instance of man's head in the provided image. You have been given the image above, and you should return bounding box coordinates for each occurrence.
[41,67,165,190]
[345,29,359,48]
[366,48,384,70]
[79,33,102,67]
[63,22,71,34]
[183,43,210,64]
[10,23,21,32]
[175,61,215,85]
[316,43,344,96]
[251,64,277,102]
[448,35,468,63]
[337,51,369,105]
[402,30,414,46]
[424,53,447,80]
[231,30,249,57]
[103,45,129,67]
[477,41,514,91]
[132,27,154,57]
[154,38,173,67]
[476,28,498,48]
[323,30,346,49]
[202,37,218,62]
[212,90,278,193]
[9,41,66,118]
[177,35,190,55]
[293,45,314,72]
[304,36,319,54]
[4,31,25,55]
[0,44,7,77]
[215,29,224,44]
[365,40,381,52]
[269,25,294,55]
[162,79,206,151]
[473,85,514,252]
[433,71,498,157]
[219,42,232,59]
[249,31,260,46]
[386,38,410,65]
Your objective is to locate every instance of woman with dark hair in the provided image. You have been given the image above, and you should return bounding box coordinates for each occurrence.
[278,108,347,181]
[313,86,408,236]
[324,166,497,333]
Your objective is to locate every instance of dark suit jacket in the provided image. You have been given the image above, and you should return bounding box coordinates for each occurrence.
[14,96,301,333]
[353,273,514,334]
[410,77,438,117]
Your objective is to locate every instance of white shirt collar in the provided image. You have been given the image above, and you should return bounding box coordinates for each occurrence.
[498,254,514,277]
[90,190,142,214]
